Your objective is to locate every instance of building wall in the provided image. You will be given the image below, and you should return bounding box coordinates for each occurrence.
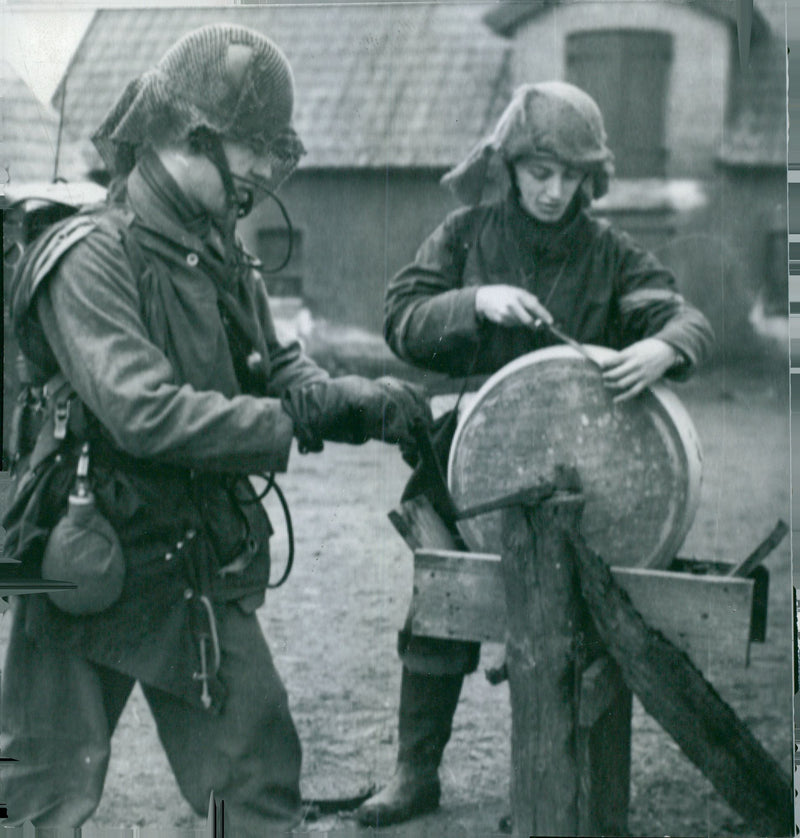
[238,165,785,365]
[710,169,787,360]
[238,169,459,333]
[509,3,732,178]
[628,171,787,364]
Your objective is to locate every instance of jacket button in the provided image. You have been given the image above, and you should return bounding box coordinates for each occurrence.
[186,252,199,267]
[165,552,174,562]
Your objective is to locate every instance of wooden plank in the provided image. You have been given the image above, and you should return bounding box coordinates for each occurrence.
[568,527,793,837]
[725,519,788,577]
[387,495,459,552]
[410,549,755,667]
[611,566,754,668]
[411,549,504,644]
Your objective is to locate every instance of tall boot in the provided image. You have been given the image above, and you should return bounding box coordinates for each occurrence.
[356,667,464,827]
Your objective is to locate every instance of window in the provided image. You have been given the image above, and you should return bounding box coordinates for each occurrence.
[256,227,304,298]
[565,30,673,178]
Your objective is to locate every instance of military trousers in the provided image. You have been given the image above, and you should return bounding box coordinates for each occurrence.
[0,599,302,835]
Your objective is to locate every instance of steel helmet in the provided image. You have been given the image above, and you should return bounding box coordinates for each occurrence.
[92,23,305,184]
[442,81,615,205]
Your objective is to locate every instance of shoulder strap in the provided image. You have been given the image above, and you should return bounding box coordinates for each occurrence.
[9,214,98,328]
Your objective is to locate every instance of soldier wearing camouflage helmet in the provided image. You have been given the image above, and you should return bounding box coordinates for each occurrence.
[359,81,714,826]
[1,23,430,832]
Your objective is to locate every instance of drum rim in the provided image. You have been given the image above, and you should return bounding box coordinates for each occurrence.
[447,346,703,568]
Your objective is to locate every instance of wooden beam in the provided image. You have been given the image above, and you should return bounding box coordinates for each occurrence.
[725,519,788,577]
[568,528,793,837]
[578,656,627,729]
[387,495,460,552]
[500,499,584,836]
[410,549,755,667]
[577,657,632,837]
[411,549,504,644]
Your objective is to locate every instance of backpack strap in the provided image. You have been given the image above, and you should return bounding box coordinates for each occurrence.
[10,215,98,325]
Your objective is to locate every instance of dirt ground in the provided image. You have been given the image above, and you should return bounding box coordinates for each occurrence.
[0,360,794,837]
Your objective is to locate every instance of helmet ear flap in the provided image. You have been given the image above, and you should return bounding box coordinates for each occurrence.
[590,165,611,199]
[581,176,595,204]
[502,155,522,204]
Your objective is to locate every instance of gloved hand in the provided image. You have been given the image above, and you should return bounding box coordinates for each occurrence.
[281,375,432,462]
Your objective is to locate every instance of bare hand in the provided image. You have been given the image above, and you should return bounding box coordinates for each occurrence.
[475,285,554,329]
[582,339,679,403]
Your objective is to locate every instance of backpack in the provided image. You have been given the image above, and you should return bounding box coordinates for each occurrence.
[2,186,113,574]
[4,194,111,459]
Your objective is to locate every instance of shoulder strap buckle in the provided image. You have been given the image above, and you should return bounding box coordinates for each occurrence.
[43,372,72,441]
[53,399,71,441]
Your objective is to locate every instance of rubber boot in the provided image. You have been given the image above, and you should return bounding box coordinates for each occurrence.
[356,668,464,827]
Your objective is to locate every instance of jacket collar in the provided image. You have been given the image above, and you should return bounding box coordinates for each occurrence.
[502,192,593,260]
[125,151,215,253]
[124,151,249,290]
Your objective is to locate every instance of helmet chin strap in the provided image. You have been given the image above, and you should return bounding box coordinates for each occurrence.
[231,172,278,218]
[187,126,296,274]
[190,127,240,210]
[189,127,247,268]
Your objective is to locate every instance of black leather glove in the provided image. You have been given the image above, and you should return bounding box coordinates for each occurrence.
[281,375,432,461]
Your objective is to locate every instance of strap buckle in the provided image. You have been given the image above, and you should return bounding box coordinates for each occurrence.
[53,398,71,441]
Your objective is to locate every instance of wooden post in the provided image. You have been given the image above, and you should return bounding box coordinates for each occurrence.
[396,493,632,835]
[500,495,586,836]
[576,655,632,837]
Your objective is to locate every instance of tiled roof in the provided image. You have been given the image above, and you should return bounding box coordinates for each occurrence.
[2,61,65,183]
[719,0,786,166]
[1,60,95,186]
[53,5,511,170]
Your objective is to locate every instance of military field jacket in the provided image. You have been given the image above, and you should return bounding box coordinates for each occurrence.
[384,198,714,378]
[18,154,328,709]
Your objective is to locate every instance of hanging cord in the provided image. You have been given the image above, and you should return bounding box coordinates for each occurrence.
[188,126,295,274]
[188,128,244,277]
[184,129,297,587]
[239,473,295,589]
[231,172,294,274]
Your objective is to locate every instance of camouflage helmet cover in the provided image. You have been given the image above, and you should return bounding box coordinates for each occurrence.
[92,23,305,182]
[442,81,615,205]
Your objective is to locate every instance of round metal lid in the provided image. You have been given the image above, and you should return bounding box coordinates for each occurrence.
[447,346,702,568]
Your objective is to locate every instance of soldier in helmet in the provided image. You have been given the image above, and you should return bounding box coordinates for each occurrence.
[1,23,429,832]
[357,82,714,826]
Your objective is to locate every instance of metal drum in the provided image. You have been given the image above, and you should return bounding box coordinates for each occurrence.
[447,346,702,568]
